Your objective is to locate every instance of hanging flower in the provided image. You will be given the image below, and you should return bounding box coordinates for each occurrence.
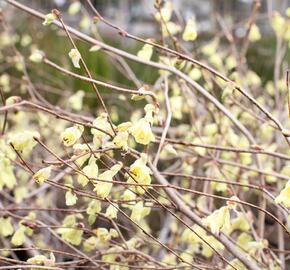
[182,17,198,41]
[249,24,261,42]
[27,253,55,269]
[93,163,122,198]
[68,1,81,15]
[202,206,231,234]
[68,48,81,68]
[0,154,16,190]
[275,181,290,207]
[91,113,114,148]
[113,131,129,150]
[105,204,118,219]
[9,130,40,155]
[127,154,151,194]
[129,118,155,145]
[65,190,78,206]
[68,90,85,111]
[60,124,84,147]
[29,50,44,63]
[137,42,153,61]
[43,13,56,26]
[130,201,151,222]
[33,166,52,185]
[77,156,98,187]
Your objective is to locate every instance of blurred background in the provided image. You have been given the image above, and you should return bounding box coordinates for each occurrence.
[1,0,290,112]
[4,0,290,36]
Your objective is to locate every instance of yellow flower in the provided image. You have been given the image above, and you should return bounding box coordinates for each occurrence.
[11,226,26,246]
[105,204,118,219]
[130,201,151,222]
[27,253,55,270]
[77,156,98,187]
[237,233,268,256]
[137,42,153,61]
[80,16,90,29]
[57,215,83,246]
[9,130,40,155]
[57,227,83,246]
[129,118,155,145]
[0,154,16,190]
[68,1,81,15]
[127,153,151,194]
[94,227,111,244]
[271,12,287,37]
[61,124,84,147]
[65,190,78,206]
[43,13,56,26]
[189,67,202,80]
[72,143,91,167]
[226,259,247,270]
[93,163,122,198]
[230,212,251,232]
[102,247,120,264]
[249,24,261,42]
[29,50,44,63]
[202,206,231,234]
[0,217,14,237]
[68,48,81,68]
[113,131,129,150]
[68,90,85,111]
[5,96,21,106]
[33,166,52,185]
[83,236,98,252]
[91,113,114,148]
[86,200,102,216]
[121,189,136,207]
[155,2,173,22]
[170,96,183,119]
[275,181,290,207]
[182,18,197,41]
[144,104,157,124]
[0,73,10,92]
[117,122,132,132]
